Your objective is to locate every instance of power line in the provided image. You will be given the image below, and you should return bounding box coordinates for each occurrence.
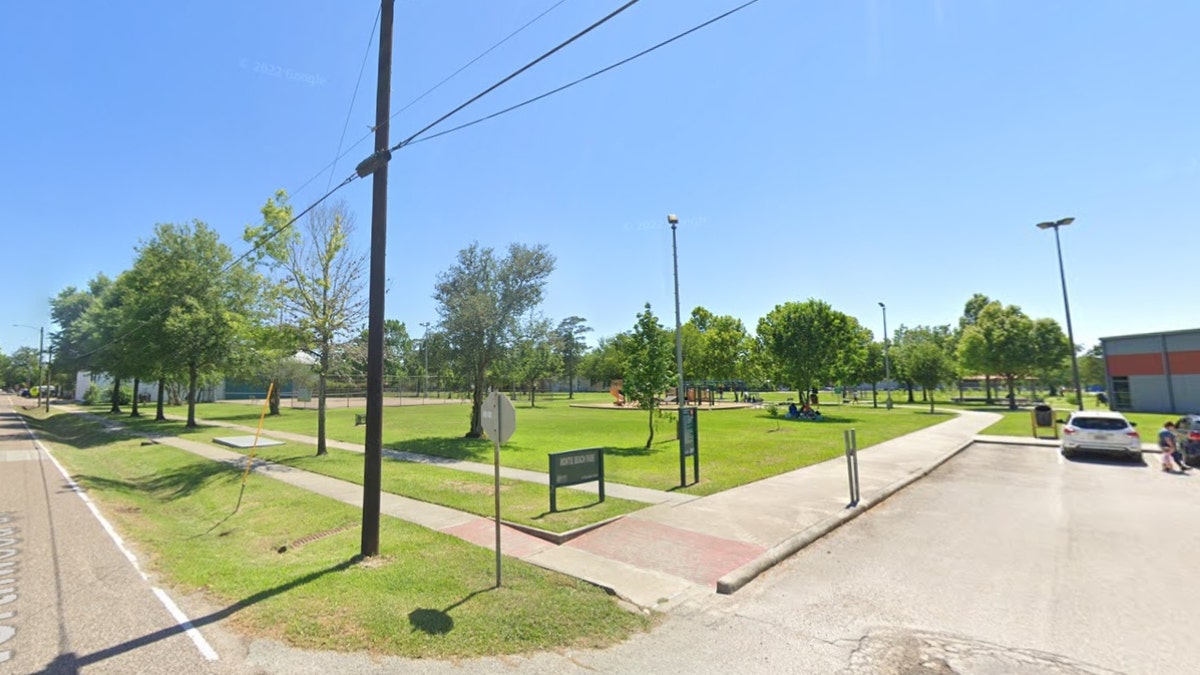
[287,0,570,203]
[326,5,381,192]
[71,173,360,363]
[408,0,763,147]
[389,0,643,153]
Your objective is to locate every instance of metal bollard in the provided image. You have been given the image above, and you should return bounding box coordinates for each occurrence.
[843,428,860,507]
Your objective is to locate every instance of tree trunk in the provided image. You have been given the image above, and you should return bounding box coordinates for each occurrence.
[109,378,121,414]
[985,375,994,405]
[467,367,486,438]
[186,365,198,427]
[568,371,575,399]
[155,379,166,421]
[529,381,536,408]
[1006,375,1017,410]
[871,383,878,408]
[129,377,141,417]
[316,354,328,456]
[269,379,281,416]
[906,383,915,403]
[644,405,655,449]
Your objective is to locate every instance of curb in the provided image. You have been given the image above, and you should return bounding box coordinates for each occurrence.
[502,514,626,545]
[715,437,975,595]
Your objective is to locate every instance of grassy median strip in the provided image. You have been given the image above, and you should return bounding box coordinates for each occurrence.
[25,409,654,657]
[80,411,644,534]
[137,396,951,495]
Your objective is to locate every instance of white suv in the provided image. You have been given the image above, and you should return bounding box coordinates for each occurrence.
[1060,411,1142,461]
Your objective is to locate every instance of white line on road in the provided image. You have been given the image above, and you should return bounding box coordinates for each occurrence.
[15,414,219,662]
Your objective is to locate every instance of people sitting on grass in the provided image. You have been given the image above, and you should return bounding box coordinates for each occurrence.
[785,401,822,421]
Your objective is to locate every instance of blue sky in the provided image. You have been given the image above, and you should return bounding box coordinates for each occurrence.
[2,0,1197,356]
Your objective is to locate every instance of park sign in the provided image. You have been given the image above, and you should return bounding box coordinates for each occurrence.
[548,447,605,513]
[482,391,516,444]
[678,406,699,487]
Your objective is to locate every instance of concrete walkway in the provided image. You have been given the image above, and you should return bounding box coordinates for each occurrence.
[68,407,1002,610]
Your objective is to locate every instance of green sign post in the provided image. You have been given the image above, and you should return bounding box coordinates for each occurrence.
[678,407,699,487]
[548,447,605,512]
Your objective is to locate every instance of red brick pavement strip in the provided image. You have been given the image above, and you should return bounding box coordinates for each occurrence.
[441,518,556,558]
[565,518,766,586]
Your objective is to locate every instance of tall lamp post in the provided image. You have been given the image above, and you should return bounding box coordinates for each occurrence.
[14,324,44,409]
[1036,217,1083,411]
[878,303,892,410]
[419,321,431,401]
[668,214,684,419]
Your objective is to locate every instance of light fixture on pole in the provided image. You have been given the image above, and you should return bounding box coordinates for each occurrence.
[1036,217,1083,411]
[14,324,44,409]
[878,303,892,410]
[419,321,431,401]
[668,214,684,418]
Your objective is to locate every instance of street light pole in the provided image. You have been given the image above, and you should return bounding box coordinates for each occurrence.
[419,321,431,401]
[668,215,684,418]
[878,303,892,410]
[1037,217,1084,411]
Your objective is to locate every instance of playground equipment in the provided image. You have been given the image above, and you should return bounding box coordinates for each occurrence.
[610,379,625,406]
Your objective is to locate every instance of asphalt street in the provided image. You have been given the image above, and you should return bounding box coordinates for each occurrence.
[0,397,241,674]
[4,400,1195,674]
[243,440,1196,674]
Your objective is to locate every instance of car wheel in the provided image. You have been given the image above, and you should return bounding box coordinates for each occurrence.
[1128,451,1144,465]
[1061,449,1075,460]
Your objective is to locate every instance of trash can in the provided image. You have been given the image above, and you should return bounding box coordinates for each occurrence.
[1033,404,1054,428]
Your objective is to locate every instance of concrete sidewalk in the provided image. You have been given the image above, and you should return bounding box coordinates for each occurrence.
[70,406,1002,610]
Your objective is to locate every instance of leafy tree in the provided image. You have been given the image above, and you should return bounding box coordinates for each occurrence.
[901,339,956,413]
[247,195,366,455]
[622,304,675,449]
[892,324,954,403]
[510,317,561,406]
[49,275,111,378]
[957,302,1038,410]
[4,347,39,389]
[1080,344,1106,390]
[757,299,856,401]
[434,242,555,438]
[832,317,871,399]
[129,221,259,426]
[578,334,629,385]
[957,293,994,402]
[553,316,591,399]
[685,307,751,385]
[1029,318,1072,398]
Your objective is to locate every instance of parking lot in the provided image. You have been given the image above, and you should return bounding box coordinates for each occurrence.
[718,441,1200,674]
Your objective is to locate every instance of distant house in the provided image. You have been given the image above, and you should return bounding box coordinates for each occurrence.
[1101,328,1200,413]
[73,371,223,402]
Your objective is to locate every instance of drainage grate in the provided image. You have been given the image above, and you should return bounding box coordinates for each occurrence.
[278,522,359,553]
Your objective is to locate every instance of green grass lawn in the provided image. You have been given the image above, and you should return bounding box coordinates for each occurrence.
[82,410,643,533]
[24,409,654,657]
[126,394,952,496]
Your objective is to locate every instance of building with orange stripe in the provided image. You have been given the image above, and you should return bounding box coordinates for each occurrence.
[1101,329,1200,413]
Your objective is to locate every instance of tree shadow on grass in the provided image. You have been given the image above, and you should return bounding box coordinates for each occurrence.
[73,461,239,502]
[408,587,493,636]
[387,436,491,462]
[603,444,658,458]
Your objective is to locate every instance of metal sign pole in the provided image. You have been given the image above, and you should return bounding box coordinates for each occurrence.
[494,421,502,588]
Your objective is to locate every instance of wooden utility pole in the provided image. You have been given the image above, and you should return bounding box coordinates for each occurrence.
[361,0,394,558]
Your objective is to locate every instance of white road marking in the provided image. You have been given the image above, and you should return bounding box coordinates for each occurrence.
[16,415,219,662]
